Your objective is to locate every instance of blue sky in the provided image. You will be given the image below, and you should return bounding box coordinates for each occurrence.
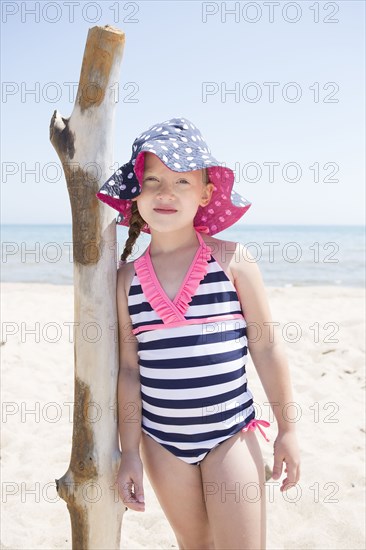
[1,0,365,225]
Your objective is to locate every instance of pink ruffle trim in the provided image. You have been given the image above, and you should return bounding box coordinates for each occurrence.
[134,232,213,324]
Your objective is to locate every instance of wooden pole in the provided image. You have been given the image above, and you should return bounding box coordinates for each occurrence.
[50,25,126,549]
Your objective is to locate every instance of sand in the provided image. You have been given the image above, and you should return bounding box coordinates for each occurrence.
[1,283,365,549]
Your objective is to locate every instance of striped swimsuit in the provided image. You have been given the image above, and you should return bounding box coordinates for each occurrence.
[128,228,270,465]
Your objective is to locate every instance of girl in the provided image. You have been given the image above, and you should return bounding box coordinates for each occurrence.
[96,117,301,549]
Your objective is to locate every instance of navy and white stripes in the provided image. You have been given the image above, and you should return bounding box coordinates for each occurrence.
[128,254,256,465]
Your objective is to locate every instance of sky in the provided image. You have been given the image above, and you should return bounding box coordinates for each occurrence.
[1,0,365,225]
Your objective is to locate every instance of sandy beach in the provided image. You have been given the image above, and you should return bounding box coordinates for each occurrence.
[1,282,365,550]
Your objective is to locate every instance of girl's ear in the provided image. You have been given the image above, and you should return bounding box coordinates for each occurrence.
[200,182,215,206]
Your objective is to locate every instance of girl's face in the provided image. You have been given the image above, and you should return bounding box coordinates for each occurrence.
[133,152,214,232]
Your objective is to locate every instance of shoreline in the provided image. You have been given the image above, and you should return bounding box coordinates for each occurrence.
[1,281,365,289]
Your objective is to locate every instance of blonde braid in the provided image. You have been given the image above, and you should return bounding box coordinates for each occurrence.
[119,201,147,265]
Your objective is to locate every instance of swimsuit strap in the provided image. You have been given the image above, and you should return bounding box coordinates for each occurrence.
[241,419,271,442]
[194,227,205,246]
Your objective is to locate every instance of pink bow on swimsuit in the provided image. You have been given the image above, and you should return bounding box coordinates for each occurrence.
[241,419,271,442]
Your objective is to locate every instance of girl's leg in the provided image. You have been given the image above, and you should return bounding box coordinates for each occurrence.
[199,429,266,550]
[140,431,214,550]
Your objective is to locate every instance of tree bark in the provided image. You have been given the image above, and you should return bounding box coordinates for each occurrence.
[50,25,126,550]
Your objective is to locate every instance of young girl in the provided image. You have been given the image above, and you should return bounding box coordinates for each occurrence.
[96,117,301,549]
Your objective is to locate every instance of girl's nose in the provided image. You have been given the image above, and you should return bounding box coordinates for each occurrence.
[156,181,175,198]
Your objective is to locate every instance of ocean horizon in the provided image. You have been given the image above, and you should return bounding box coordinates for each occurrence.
[1,223,365,287]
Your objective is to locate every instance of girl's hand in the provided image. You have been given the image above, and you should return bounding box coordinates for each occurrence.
[117,451,145,512]
[272,430,301,492]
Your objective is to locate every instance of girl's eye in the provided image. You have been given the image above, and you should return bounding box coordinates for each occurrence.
[144,177,189,184]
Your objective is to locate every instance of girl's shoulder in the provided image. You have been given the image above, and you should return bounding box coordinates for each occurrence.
[200,234,258,285]
[117,244,150,298]
[201,233,236,250]
[117,259,138,299]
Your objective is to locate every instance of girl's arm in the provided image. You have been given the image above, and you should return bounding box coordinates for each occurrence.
[231,242,301,491]
[116,265,145,511]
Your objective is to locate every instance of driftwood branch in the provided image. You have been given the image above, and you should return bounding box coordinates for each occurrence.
[50,25,126,549]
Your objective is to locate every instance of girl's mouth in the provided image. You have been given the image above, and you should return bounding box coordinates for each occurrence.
[153,208,177,214]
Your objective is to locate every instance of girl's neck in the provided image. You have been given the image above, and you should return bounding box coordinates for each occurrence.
[149,227,201,257]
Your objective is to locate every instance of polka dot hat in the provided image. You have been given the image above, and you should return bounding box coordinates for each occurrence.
[95,117,251,235]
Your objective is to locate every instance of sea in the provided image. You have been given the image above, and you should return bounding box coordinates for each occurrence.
[1,224,365,287]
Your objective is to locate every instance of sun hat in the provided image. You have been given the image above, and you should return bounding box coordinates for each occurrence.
[95,117,251,235]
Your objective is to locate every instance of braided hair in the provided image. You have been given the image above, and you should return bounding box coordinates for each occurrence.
[118,201,147,266]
